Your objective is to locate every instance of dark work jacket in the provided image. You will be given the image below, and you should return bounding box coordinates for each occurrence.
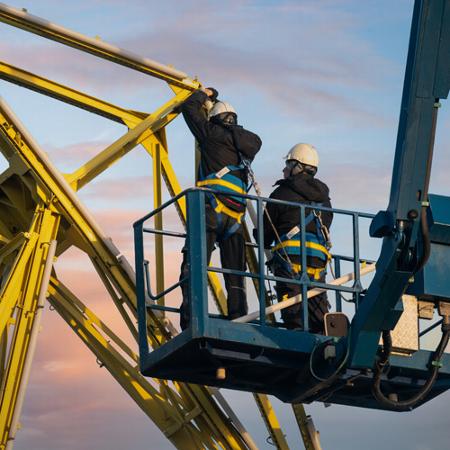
[263,172,333,266]
[182,90,262,211]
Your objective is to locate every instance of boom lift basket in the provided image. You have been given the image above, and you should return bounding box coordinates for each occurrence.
[134,188,450,410]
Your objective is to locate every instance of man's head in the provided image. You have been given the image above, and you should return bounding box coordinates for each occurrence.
[209,101,238,125]
[283,143,319,179]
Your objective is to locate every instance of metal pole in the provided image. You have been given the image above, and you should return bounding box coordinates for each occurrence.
[5,239,57,450]
[300,206,309,331]
[0,3,193,84]
[257,198,266,326]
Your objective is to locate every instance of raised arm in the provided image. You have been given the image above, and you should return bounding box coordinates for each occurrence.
[181,88,216,143]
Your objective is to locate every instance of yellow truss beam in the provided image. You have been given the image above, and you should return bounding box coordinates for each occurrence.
[0,63,296,449]
[0,4,200,91]
[47,276,249,450]
[0,21,300,446]
[0,60,147,125]
[66,89,191,191]
[0,98,255,449]
[0,206,60,449]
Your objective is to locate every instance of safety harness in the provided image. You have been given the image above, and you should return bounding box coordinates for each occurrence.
[270,205,332,281]
[196,162,250,239]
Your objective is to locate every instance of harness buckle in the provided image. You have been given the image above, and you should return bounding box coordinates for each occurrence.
[286,225,300,239]
[216,167,231,178]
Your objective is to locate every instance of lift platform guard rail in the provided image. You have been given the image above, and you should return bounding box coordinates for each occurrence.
[134,188,450,410]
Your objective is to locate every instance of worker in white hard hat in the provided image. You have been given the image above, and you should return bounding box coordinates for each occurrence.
[261,143,333,333]
[178,87,262,330]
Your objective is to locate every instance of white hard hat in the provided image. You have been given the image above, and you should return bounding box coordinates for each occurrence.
[285,143,319,168]
[209,101,236,119]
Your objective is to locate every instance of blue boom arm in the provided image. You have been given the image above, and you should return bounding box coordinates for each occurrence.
[349,0,450,368]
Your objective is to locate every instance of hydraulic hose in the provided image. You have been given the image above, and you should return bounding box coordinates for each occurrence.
[414,100,440,273]
[372,327,450,411]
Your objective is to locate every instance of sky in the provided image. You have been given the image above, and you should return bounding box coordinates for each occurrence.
[1,0,450,449]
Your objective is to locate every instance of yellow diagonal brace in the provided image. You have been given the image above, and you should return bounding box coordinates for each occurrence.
[253,393,290,450]
[66,88,192,191]
[0,60,147,125]
[0,233,27,266]
[90,256,139,343]
[47,276,247,450]
[292,404,322,450]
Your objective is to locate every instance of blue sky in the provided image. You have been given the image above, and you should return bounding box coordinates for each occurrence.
[1,1,450,449]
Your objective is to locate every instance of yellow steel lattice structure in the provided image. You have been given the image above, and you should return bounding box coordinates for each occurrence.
[0,3,320,449]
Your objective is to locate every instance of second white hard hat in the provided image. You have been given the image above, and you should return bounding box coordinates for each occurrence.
[285,143,319,168]
[208,101,236,119]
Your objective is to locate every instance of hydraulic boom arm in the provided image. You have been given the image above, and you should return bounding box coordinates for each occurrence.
[350,0,450,368]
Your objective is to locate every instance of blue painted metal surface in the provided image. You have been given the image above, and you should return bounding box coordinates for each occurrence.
[133,187,450,410]
[186,190,208,335]
[427,194,450,245]
[407,195,450,299]
[349,0,450,368]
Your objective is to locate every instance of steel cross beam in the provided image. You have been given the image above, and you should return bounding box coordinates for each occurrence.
[0,60,148,125]
[0,3,199,91]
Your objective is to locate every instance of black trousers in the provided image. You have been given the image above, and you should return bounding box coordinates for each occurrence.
[273,255,329,334]
[180,204,247,330]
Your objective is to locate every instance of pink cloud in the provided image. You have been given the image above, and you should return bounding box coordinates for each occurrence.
[45,140,111,167]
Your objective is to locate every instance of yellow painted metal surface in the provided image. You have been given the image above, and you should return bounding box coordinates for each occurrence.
[0,206,60,448]
[0,96,250,450]
[47,277,247,449]
[152,136,166,308]
[0,4,200,90]
[0,7,314,449]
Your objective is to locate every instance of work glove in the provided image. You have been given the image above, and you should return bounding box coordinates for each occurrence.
[206,87,219,102]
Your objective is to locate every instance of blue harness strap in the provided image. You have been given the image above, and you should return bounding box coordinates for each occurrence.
[197,163,249,206]
[197,162,249,240]
[271,203,331,263]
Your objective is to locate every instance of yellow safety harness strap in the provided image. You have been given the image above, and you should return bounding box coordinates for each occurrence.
[271,239,332,260]
[197,178,247,195]
[212,196,244,223]
[290,263,325,280]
